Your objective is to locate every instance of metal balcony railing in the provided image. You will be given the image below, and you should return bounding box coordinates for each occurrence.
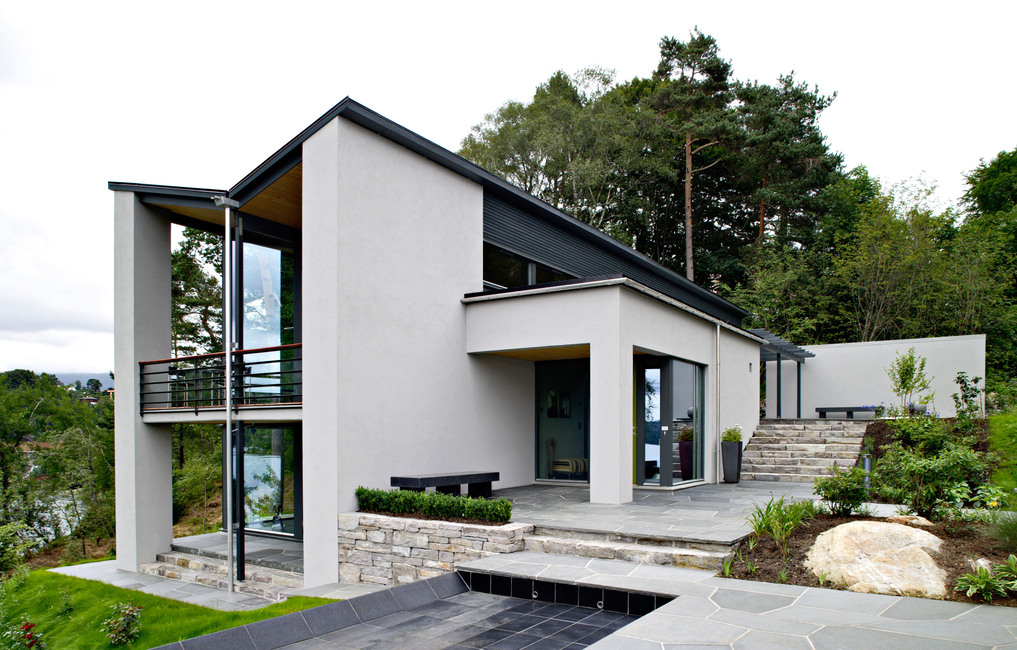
[139,344,301,413]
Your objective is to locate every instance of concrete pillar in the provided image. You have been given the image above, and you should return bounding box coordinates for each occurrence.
[300,117,342,587]
[589,324,633,504]
[113,192,173,571]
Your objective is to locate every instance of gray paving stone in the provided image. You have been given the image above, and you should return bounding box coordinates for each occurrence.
[793,586,901,615]
[876,595,978,621]
[711,587,796,614]
[949,604,1017,626]
[808,624,993,649]
[732,629,813,649]
[587,634,666,649]
[299,601,360,636]
[608,614,746,645]
[768,604,898,627]
[709,607,822,636]
[862,620,1017,646]
[701,576,807,597]
[653,595,718,618]
[536,565,598,583]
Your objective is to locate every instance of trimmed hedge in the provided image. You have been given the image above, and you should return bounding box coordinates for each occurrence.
[355,486,512,524]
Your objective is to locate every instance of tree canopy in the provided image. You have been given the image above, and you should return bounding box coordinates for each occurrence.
[460,35,1017,394]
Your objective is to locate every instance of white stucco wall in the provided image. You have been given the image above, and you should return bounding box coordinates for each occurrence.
[465,281,762,502]
[113,193,174,571]
[301,118,534,585]
[765,334,986,419]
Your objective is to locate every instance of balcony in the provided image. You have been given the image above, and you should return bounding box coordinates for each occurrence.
[139,344,301,415]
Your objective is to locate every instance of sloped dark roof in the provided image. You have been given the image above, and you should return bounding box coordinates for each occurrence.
[111,97,748,323]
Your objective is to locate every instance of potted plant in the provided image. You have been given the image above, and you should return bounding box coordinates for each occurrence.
[721,425,742,484]
[678,425,695,481]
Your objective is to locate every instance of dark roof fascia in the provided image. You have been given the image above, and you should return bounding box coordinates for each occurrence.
[107,182,226,211]
[225,98,746,320]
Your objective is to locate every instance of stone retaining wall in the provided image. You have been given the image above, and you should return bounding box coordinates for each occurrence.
[337,513,533,586]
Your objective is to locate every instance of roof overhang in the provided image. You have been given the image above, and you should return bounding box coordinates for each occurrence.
[749,329,816,363]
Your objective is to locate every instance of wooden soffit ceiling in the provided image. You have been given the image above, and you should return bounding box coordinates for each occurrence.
[489,344,591,362]
[239,162,302,228]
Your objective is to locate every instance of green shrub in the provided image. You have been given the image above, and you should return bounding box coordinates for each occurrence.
[99,602,142,646]
[885,347,933,410]
[0,617,48,649]
[886,416,951,452]
[0,523,33,575]
[953,372,984,433]
[955,566,1008,603]
[993,511,1017,553]
[354,487,512,524]
[721,425,742,443]
[994,554,1017,591]
[746,496,815,557]
[813,466,869,516]
[875,442,989,519]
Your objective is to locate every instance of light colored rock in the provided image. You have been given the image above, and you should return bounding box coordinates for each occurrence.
[805,521,947,599]
[886,515,934,527]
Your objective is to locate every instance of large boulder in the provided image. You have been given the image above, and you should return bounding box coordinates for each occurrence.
[805,521,947,598]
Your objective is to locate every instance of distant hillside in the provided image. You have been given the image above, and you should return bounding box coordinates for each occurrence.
[52,373,114,390]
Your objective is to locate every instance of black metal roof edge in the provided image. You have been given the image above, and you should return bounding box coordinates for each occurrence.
[222,97,746,319]
[108,182,226,199]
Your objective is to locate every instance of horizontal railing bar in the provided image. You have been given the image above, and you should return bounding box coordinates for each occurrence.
[140,343,302,366]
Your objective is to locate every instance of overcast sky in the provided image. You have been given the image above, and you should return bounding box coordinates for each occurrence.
[1,1,1014,374]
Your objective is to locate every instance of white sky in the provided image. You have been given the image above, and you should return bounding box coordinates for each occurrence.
[1,1,1014,374]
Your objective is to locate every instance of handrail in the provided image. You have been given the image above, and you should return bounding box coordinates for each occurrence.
[140,343,303,366]
[139,343,302,413]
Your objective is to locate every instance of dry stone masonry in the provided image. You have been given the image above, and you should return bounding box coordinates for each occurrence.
[337,513,533,586]
[741,419,867,482]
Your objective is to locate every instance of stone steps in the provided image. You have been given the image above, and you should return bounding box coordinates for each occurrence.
[139,551,302,601]
[741,419,868,483]
[523,535,730,571]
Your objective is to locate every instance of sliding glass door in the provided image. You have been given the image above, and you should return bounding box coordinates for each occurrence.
[636,356,704,486]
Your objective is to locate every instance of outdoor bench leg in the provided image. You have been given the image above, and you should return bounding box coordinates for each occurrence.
[468,482,492,499]
[846,411,853,419]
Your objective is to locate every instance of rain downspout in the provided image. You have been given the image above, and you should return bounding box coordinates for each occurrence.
[213,195,239,592]
[715,323,721,483]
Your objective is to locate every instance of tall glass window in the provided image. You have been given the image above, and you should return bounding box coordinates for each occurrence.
[243,426,301,536]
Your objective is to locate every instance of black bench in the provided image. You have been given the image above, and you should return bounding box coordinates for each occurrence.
[391,471,499,498]
[816,406,876,419]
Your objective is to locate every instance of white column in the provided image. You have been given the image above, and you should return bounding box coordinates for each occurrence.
[588,321,633,504]
[301,118,342,587]
[113,192,173,570]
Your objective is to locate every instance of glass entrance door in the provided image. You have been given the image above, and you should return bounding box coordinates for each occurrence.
[535,360,589,481]
[636,356,705,486]
[242,424,302,537]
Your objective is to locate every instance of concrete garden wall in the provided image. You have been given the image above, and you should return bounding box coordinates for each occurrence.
[765,334,986,419]
[337,513,532,586]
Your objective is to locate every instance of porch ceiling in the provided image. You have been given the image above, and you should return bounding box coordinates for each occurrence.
[489,344,590,361]
[121,162,302,231]
[238,162,302,228]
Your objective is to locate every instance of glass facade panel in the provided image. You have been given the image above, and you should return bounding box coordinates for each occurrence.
[243,426,300,536]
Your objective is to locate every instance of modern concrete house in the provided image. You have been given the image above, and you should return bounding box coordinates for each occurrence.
[110,98,764,587]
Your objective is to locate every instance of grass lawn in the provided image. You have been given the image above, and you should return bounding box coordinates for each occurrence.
[1,570,333,649]
[990,411,1017,493]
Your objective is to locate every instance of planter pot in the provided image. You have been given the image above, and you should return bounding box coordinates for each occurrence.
[679,441,695,481]
[722,441,742,484]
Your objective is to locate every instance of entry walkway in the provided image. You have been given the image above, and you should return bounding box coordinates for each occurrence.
[497,481,822,546]
[460,551,1017,649]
